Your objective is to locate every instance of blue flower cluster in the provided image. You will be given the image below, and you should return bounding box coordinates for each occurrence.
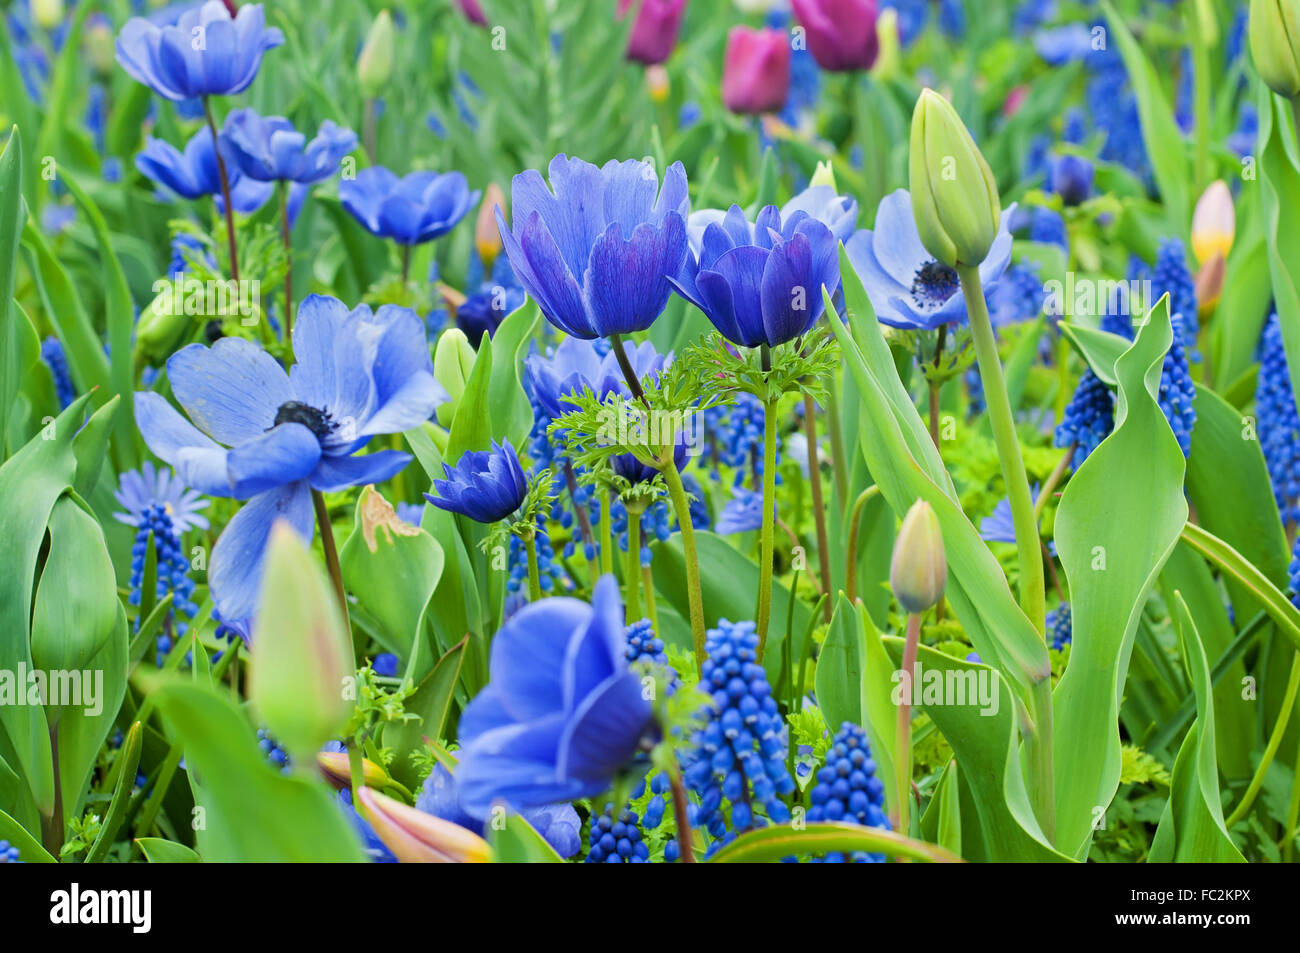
[256,729,291,774]
[127,504,200,666]
[0,839,20,863]
[679,619,794,857]
[806,722,890,863]
[585,805,651,863]
[40,337,75,410]
[1256,315,1300,530]
[1047,602,1073,651]
[1134,239,1199,359]
[1158,314,1197,458]
[1055,369,1114,466]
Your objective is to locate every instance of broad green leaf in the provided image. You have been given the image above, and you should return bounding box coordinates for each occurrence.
[485,302,541,450]
[152,680,366,862]
[1257,85,1300,417]
[0,808,55,863]
[857,603,901,825]
[383,637,467,791]
[1148,593,1247,862]
[1053,296,1188,859]
[707,820,962,863]
[489,812,564,863]
[445,330,494,463]
[135,837,201,864]
[0,126,24,458]
[814,594,865,732]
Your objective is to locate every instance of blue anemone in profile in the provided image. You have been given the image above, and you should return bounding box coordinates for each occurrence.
[670,204,840,349]
[115,1,283,101]
[340,166,479,245]
[453,575,656,815]
[525,337,668,420]
[845,189,1014,330]
[133,295,444,621]
[136,128,273,214]
[424,440,528,524]
[495,154,690,339]
[220,109,357,184]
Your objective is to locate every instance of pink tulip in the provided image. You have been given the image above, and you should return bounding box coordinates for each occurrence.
[790,0,878,72]
[456,0,487,25]
[618,0,689,66]
[356,786,491,864]
[722,26,790,115]
[1002,85,1028,118]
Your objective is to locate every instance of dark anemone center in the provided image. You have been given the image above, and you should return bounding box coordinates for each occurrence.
[272,400,333,440]
[909,259,960,311]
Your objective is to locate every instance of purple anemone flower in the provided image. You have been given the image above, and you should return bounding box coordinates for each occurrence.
[220,109,357,184]
[135,127,273,214]
[524,337,668,421]
[340,166,479,246]
[424,440,528,524]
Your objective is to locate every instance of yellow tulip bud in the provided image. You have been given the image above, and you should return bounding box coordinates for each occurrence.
[357,786,491,863]
[908,89,1001,267]
[1191,180,1235,266]
[889,500,947,614]
[475,183,505,269]
[317,750,390,790]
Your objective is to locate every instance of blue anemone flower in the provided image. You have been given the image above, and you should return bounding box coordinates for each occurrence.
[524,336,668,420]
[220,109,356,184]
[495,154,690,339]
[134,295,444,621]
[689,185,858,249]
[115,1,283,102]
[453,575,656,814]
[135,128,273,214]
[671,204,840,349]
[339,166,478,246]
[1048,154,1094,206]
[113,461,210,534]
[456,284,526,343]
[845,190,1014,330]
[424,440,528,524]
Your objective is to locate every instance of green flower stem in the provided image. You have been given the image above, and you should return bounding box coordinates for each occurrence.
[202,96,239,283]
[599,492,614,576]
[802,393,833,624]
[312,489,354,653]
[348,741,364,806]
[957,263,1046,635]
[1225,651,1300,829]
[523,528,543,603]
[623,502,643,621]
[1027,675,1057,845]
[641,563,660,632]
[400,244,411,285]
[756,388,779,660]
[845,484,880,605]
[662,455,707,674]
[668,763,697,863]
[825,383,849,506]
[1285,730,1300,862]
[279,180,294,339]
[894,613,921,833]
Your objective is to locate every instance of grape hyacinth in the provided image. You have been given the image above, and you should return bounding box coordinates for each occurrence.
[257,729,291,774]
[679,619,795,857]
[585,804,651,863]
[1256,314,1300,529]
[1055,371,1114,466]
[1134,238,1199,359]
[1046,603,1072,651]
[1158,313,1197,458]
[0,840,21,863]
[806,722,890,863]
[40,337,75,410]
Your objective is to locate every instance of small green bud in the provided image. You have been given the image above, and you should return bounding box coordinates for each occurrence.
[249,521,353,766]
[136,289,191,360]
[433,328,476,427]
[908,88,1001,267]
[32,0,64,31]
[808,160,837,191]
[357,10,396,99]
[1250,0,1300,98]
[889,499,947,614]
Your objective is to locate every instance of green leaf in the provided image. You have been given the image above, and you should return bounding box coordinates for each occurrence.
[707,821,963,863]
[1100,1,1191,235]
[1148,593,1247,862]
[151,680,366,862]
[488,812,564,863]
[1052,295,1189,859]
[85,721,142,863]
[0,808,55,863]
[134,837,200,864]
[856,603,902,825]
[445,331,494,463]
[814,594,864,731]
[383,637,467,791]
[0,125,25,458]
[485,303,541,450]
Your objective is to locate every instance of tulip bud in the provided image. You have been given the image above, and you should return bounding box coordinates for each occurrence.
[722,26,790,115]
[85,17,116,76]
[249,521,353,766]
[357,786,491,863]
[1249,0,1300,98]
[908,88,1001,267]
[809,159,837,191]
[32,0,64,31]
[475,183,505,269]
[136,288,191,361]
[869,8,901,80]
[433,328,477,426]
[317,750,390,791]
[1195,252,1227,317]
[1191,180,1235,266]
[646,64,670,103]
[889,500,947,614]
[357,11,396,99]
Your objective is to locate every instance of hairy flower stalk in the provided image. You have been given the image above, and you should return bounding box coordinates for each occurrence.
[623,499,644,622]
[802,393,833,623]
[203,97,240,282]
[279,181,293,336]
[522,526,543,603]
[756,350,779,657]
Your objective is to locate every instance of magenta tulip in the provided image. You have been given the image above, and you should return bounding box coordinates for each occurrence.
[618,0,689,66]
[722,26,790,115]
[790,0,879,72]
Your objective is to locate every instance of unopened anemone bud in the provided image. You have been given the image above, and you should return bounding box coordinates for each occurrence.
[357,786,491,863]
[889,499,947,614]
[475,183,506,268]
[317,750,390,790]
[1191,180,1235,266]
[1249,0,1300,98]
[357,10,396,98]
[249,521,353,766]
[908,88,1001,267]
[809,159,837,191]
[433,327,477,426]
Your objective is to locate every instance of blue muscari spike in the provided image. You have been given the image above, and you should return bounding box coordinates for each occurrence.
[1047,603,1073,650]
[1158,313,1197,458]
[677,620,794,859]
[40,337,75,409]
[585,804,650,863]
[1256,314,1300,529]
[1289,535,1300,611]
[806,722,890,863]
[506,528,567,600]
[1055,369,1114,465]
[128,504,199,666]
[0,839,21,863]
[965,365,985,418]
[256,729,291,774]
[1145,238,1199,360]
